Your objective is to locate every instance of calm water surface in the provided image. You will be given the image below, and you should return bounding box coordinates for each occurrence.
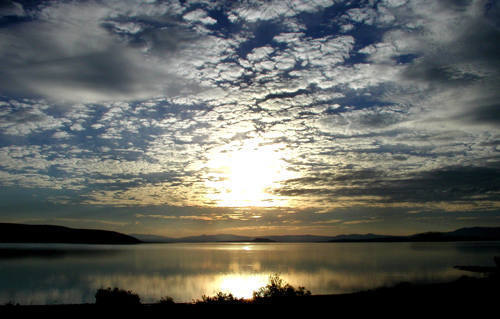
[0,242,499,304]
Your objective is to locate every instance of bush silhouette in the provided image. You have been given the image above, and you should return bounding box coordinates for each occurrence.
[197,291,246,304]
[159,296,175,305]
[95,287,141,306]
[253,273,311,302]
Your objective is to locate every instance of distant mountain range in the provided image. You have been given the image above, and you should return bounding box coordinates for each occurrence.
[0,223,141,245]
[131,227,500,243]
[1,223,499,244]
[130,233,395,243]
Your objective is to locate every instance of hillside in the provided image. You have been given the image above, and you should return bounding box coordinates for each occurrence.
[0,223,141,245]
[133,227,500,243]
[329,227,500,242]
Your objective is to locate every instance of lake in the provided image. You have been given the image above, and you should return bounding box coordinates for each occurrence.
[1,242,499,305]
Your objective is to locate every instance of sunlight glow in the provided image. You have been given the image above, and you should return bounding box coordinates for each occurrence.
[218,274,268,299]
[204,138,297,207]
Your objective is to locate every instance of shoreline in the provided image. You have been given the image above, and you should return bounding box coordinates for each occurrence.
[1,275,497,315]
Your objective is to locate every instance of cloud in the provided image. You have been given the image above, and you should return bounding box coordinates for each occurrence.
[365,0,500,127]
[52,131,71,139]
[0,0,499,234]
[0,1,206,103]
[274,165,500,211]
[136,214,177,220]
[0,100,66,136]
[343,218,381,225]
[183,9,217,25]
[313,219,342,224]
[0,1,25,18]
[230,0,336,23]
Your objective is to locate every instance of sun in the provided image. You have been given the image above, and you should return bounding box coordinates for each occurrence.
[204,139,295,207]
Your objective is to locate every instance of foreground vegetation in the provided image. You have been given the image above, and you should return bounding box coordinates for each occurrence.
[93,273,311,305]
[2,266,499,316]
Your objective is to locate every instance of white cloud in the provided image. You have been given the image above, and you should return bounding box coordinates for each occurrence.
[231,0,335,23]
[0,101,68,136]
[183,9,217,25]
[246,46,274,62]
[52,131,71,139]
[381,0,408,7]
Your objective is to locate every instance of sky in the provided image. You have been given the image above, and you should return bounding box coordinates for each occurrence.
[0,0,499,237]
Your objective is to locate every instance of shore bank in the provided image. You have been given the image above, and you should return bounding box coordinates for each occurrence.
[1,275,497,317]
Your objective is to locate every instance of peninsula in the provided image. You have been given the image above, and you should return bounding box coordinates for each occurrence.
[0,223,141,245]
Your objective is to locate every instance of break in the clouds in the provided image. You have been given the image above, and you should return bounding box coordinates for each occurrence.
[0,0,499,236]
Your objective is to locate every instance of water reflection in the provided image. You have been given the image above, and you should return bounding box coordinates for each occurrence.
[215,274,268,299]
[0,242,498,304]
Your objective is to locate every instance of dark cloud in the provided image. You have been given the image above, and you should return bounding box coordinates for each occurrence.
[460,102,500,124]
[396,1,500,125]
[0,1,25,18]
[369,166,500,203]
[0,4,201,103]
[1,49,138,92]
[403,64,482,86]
[276,166,500,204]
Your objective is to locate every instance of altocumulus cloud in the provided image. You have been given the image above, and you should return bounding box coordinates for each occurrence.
[0,0,498,236]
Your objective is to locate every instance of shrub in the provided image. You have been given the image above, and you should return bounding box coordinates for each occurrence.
[197,291,246,304]
[95,287,141,306]
[159,296,175,305]
[4,301,20,307]
[253,273,311,302]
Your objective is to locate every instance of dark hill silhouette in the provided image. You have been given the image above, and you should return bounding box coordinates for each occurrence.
[445,227,500,240]
[129,233,176,243]
[252,237,276,243]
[329,227,500,242]
[0,223,141,244]
[132,227,500,243]
[132,233,397,243]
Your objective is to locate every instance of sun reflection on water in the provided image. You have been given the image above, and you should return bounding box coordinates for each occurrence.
[217,274,269,299]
